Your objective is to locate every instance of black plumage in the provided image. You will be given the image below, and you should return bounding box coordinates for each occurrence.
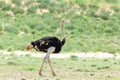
[31,36,65,53]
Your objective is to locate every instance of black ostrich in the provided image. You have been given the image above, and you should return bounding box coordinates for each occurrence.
[26,19,66,76]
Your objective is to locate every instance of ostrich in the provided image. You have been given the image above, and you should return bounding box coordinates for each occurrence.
[26,19,66,76]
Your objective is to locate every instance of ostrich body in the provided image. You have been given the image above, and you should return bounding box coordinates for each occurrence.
[26,20,65,76]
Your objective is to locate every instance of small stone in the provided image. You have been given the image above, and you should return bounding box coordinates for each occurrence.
[56,78,60,80]
[21,78,26,80]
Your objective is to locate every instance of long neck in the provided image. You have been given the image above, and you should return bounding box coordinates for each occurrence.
[61,19,66,46]
[61,38,65,46]
[61,19,65,39]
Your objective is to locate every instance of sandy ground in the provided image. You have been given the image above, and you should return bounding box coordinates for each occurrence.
[1,70,120,80]
[0,50,120,59]
[0,50,120,80]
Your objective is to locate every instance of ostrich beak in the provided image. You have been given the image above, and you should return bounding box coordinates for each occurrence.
[26,44,33,50]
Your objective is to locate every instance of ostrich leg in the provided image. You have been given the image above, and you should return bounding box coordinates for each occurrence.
[39,47,55,76]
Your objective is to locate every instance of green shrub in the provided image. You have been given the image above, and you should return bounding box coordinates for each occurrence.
[0,1,11,10]
[27,6,37,14]
[105,0,119,3]
[7,60,17,65]
[97,9,110,20]
[66,24,75,31]
[12,7,24,14]
[112,6,120,12]
[0,1,5,8]
[70,55,78,60]
[5,26,18,34]
[18,25,30,33]
[37,0,50,8]
[86,5,99,17]
[12,0,21,6]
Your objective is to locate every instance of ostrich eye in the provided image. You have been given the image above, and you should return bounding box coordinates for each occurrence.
[31,42,35,47]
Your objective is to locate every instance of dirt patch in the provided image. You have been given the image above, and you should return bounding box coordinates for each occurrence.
[0,71,39,80]
[0,70,120,80]
[0,50,120,59]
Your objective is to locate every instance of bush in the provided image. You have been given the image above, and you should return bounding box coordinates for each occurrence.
[5,26,18,34]
[105,0,119,3]
[86,5,99,17]
[70,55,78,60]
[97,9,110,20]
[12,7,24,14]
[37,0,50,8]
[112,6,120,13]
[12,0,21,6]
[0,1,11,10]
[27,6,37,14]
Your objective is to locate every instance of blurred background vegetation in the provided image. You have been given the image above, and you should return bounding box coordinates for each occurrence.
[0,0,120,53]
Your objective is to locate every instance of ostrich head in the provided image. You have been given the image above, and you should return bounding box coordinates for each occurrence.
[26,42,35,50]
